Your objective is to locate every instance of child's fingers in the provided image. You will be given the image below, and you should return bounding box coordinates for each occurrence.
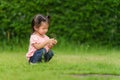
[50,38,57,44]
[54,40,57,44]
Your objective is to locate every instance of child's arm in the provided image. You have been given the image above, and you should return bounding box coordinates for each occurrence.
[32,39,55,50]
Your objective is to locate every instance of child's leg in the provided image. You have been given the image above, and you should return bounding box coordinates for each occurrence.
[44,50,54,62]
[29,48,46,63]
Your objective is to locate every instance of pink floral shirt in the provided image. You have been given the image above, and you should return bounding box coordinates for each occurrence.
[26,33,50,60]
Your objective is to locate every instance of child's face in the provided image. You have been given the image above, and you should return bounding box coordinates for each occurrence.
[37,22,49,35]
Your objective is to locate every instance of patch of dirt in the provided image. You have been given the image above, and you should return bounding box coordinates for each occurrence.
[71,73,120,78]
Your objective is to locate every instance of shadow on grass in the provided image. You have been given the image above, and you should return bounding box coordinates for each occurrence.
[70,73,120,78]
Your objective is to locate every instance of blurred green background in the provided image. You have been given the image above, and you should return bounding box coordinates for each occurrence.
[0,0,119,51]
[0,1,120,80]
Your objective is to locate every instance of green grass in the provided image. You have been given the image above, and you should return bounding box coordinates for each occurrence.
[0,48,120,80]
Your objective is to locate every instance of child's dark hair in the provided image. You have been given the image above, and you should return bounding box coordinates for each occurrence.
[31,14,50,32]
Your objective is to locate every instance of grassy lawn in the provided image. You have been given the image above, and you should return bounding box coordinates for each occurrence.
[0,49,120,80]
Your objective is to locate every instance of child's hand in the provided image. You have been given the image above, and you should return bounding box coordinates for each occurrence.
[48,38,55,43]
[48,38,57,44]
[48,43,54,49]
[52,39,57,45]
[48,38,57,48]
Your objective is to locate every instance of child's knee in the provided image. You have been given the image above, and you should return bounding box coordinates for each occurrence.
[48,50,54,57]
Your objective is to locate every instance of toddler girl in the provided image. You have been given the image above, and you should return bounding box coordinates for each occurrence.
[26,14,57,64]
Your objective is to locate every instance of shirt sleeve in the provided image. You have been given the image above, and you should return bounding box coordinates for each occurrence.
[45,35,50,39]
[30,35,39,44]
